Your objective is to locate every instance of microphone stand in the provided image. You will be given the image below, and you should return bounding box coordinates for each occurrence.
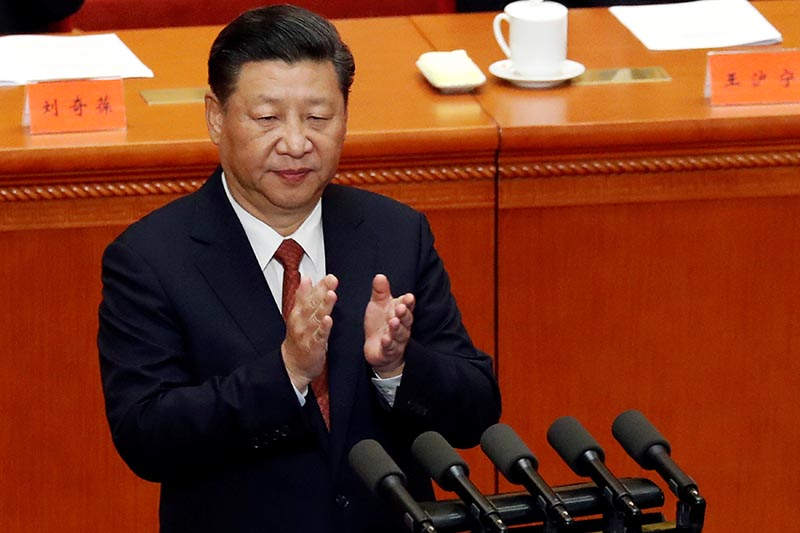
[421,477,668,533]
[603,506,634,533]
[675,488,706,533]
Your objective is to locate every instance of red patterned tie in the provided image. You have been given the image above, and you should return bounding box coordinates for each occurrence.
[273,239,330,430]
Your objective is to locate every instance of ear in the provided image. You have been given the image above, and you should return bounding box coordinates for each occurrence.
[205,91,223,145]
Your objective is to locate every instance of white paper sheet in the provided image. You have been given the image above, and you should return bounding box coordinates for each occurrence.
[609,0,782,51]
[0,33,154,86]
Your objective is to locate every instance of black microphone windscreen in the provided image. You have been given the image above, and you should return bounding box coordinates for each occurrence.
[480,423,539,482]
[547,416,605,477]
[612,410,671,470]
[411,431,469,490]
[349,439,406,493]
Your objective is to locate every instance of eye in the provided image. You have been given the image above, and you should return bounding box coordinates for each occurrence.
[307,115,332,130]
[257,115,277,122]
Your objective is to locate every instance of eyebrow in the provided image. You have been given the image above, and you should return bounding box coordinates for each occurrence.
[252,94,338,107]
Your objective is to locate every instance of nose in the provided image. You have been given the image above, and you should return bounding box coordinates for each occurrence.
[276,119,312,158]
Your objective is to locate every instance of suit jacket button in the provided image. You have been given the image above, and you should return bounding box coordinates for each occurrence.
[406,400,429,417]
[335,494,350,509]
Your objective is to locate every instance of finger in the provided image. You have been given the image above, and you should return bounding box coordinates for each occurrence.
[370,274,392,303]
[399,292,415,312]
[306,313,333,351]
[297,275,314,294]
[389,316,411,342]
[401,306,414,329]
[304,276,338,315]
[311,318,330,344]
[289,276,314,315]
[308,291,337,331]
[394,302,408,320]
[309,274,338,304]
[381,335,395,352]
[321,273,339,291]
[392,302,414,330]
[319,314,333,337]
[381,327,402,351]
[319,289,338,315]
[312,315,334,353]
[314,274,338,300]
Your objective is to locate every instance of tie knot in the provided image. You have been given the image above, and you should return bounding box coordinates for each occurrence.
[274,239,304,272]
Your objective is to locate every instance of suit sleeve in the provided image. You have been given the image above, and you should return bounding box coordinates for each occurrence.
[98,239,313,482]
[388,213,502,448]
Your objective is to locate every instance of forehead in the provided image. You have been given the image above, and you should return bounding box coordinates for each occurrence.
[232,59,343,104]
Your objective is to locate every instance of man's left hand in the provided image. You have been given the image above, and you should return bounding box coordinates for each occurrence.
[363,274,415,378]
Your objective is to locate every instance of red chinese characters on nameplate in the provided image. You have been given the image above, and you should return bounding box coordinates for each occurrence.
[707,49,800,106]
[25,78,127,134]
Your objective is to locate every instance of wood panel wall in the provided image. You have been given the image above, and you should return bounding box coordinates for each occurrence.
[496,167,800,533]
[0,223,160,532]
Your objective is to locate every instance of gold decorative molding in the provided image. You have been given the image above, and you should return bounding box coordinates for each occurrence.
[0,180,205,202]
[335,164,495,186]
[0,163,496,230]
[500,150,800,209]
[0,163,494,203]
[500,150,800,179]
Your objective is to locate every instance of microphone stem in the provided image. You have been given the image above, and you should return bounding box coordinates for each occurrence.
[517,461,573,526]
[583,452,641,518]
[447,467,508,533]
[380,476,437,533]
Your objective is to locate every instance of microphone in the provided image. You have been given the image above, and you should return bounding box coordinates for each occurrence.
[349,439,437,533]
[480,423,574,527]
[612,410,704,504]
[411,431,508,533]
[547,416,641,519]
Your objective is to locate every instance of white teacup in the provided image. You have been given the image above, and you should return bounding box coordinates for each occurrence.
[493,0,568,79]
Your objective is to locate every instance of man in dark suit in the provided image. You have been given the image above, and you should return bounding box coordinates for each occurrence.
[98,5,501,533]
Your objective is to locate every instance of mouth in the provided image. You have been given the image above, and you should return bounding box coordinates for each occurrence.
[275,168,312,183]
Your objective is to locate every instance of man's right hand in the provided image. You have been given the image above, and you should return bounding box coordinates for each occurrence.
[281,273,338,391]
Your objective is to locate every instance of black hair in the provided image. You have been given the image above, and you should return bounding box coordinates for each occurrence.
[208,4,355,107]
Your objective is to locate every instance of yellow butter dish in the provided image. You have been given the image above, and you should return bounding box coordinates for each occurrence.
[416,49,487,93]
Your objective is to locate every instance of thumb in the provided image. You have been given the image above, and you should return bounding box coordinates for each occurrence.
[370,274,392,302]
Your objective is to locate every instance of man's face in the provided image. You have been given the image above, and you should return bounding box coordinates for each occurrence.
[206,59,347,232]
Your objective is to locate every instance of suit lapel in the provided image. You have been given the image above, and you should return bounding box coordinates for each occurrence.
[190,170,287,358]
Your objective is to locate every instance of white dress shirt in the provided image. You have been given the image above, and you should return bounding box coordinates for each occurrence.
[221,173,401,407]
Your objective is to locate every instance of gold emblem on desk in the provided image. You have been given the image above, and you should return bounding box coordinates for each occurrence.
[140,87,208,105]
[572,66,671,86]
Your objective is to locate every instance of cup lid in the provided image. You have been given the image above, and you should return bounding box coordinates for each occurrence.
[505,0,566,19]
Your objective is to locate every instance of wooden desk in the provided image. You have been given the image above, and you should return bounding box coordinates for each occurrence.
[414,3,800,533]
[0,18,497,533]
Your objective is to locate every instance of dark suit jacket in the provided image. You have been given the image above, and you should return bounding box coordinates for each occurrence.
[98,168,502,533]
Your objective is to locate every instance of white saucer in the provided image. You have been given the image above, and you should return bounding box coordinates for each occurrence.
[488,59,586,88]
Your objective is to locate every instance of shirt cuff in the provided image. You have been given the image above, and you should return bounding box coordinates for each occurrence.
[293,383,308,406]
[371,372,403,407]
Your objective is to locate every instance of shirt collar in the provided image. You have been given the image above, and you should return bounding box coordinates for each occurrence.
[221,172,324,272]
